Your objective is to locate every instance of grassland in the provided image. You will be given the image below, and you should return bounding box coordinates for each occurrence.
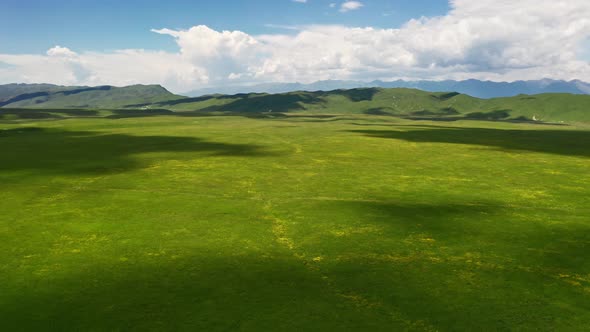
[1,112,589,330]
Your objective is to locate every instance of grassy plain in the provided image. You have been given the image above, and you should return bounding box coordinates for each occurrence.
[1,113,589,330]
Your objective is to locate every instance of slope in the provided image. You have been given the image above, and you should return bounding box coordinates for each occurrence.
[140,88,590,123]
[0,84,184,109]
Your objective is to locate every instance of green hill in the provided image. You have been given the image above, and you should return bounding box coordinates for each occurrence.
[139,87,590,123]
[0,83,82,102]
[2,84,589,123]
[0,84,183,109]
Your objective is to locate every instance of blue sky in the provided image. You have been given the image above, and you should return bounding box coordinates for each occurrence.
[1,0,589,92]
[1,0,449,54]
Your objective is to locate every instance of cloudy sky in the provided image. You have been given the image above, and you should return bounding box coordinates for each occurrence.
[1,0,590,93]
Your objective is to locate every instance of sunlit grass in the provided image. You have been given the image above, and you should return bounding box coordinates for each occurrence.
[1,114,589,330]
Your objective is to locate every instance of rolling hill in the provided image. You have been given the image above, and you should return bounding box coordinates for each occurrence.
[0,84,183,109]
[185,79,590,99]
[0,83,83,102]
[2,83,590,124]
[136,88,590,123]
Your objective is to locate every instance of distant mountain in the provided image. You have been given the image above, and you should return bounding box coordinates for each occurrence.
[0,84,183,109]
[185,79,590,99]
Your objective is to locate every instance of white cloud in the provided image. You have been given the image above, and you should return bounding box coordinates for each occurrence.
[151,25,261,85]
[1,0,590,92]
[0,49,206,91]
[292,0,307,3]
[340,1,363,13]
[46,45,78,57]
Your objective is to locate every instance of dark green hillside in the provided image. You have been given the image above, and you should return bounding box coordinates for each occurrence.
[2,84,590,123]
[0,83,81,102]
[138,87,590,123]
[0,84,183,109]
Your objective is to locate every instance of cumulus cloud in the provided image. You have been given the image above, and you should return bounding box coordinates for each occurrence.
[1,0,590,92]
[151,26,260,63]
[340,1,364,13]
[0,49,206,91]
[151,25,262,85]
[46,45,78,57]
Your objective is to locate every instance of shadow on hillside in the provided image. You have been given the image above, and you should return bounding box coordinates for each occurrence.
[326,88,380,102]
[104,109,293,120]
[0,92,51,107]
[347,126,590,157]
[360,107,569,126]
[0,127,277,175]
[125,88,381,112]
[380,108,547,124]
[195,88,379,112]
[124,93,320,112]
[0,87,114,107]
[430,91,461,100]
[401,109,535,123]
[0,108,100,120]
[124,92,249,108]
[196,94,324,113]
[0,108,325,121]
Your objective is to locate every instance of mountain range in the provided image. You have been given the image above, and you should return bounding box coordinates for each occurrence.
[2,82,590,124]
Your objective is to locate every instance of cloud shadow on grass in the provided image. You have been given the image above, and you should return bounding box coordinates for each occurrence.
[1,198,588,330]
[0,254,400,331]
[0,127,278,176]
[347,126,590,157]
[302,198,590,329]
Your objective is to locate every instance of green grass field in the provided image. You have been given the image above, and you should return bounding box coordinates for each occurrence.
[1,113,589,330]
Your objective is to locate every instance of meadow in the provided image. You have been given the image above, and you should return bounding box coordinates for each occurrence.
[1,112,589,330]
